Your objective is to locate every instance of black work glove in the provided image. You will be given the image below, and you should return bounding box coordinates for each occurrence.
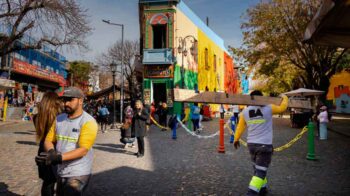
[234,141,240,149]
[35,149,62,165]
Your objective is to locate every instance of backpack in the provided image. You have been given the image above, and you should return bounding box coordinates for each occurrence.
[168,115,177,129]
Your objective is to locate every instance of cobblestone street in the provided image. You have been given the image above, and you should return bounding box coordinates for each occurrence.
[0,117,349,195]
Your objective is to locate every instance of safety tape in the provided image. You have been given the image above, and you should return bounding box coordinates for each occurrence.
[225,123,308,151]
[149,116,171,131]
[176,118,219,139]
[224,121,248,147]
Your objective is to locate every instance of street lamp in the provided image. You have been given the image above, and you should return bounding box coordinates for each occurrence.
[102,19,124,124]
[110,62,117,129]
[177,35,197,88]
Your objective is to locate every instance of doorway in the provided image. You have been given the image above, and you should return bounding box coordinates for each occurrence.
[153,25,167,49]
[152,82,167,106]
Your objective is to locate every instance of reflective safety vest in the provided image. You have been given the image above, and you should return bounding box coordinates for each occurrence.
[55,111,96,177]
[242,105,273,144]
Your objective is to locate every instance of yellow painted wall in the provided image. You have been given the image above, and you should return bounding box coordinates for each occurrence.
[197,29,224,92]
[174,9,198,72]
[327,70,350,100]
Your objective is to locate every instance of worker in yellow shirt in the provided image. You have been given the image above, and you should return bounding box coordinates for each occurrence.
[36,87,98,195]
[234,90,288,196]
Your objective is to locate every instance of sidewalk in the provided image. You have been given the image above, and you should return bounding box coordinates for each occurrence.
[328,114,350,137]
[0,119,25,127]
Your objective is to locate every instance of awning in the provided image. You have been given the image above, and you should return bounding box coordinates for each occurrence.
[87,85,130,99]
[304,0,350,48]
[284,88,324,97]
[0,78,15,90]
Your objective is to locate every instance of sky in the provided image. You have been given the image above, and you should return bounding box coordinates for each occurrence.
[62,0,259,62]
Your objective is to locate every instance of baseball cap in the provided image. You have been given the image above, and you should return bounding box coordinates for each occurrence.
[61,86,84,98]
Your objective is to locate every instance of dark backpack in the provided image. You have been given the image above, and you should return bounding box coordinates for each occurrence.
[168,115,177,129]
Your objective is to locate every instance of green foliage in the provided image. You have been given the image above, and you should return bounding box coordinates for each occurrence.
[69,61,92,83]
[234,0,348,97]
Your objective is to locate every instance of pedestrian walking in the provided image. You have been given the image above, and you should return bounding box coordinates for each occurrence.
[232,105,240,124]
[132,100,149,158]
[33,92,62,196]
[98,104,110,133]
[158,102,168,131]
[234,90,288,196]
[191,103,201,133]
[35,86,98,196]
[318,106,329,140]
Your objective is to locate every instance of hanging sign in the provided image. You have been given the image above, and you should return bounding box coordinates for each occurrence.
[144,65,173,78]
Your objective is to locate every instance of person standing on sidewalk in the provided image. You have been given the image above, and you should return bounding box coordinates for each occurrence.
[36,86,98,196]
[234,90,288,196]
[157,102,168,131]
[318,106,329,140]
[33,92,62,196]
[98,104,110,133]
[132,100,149,158]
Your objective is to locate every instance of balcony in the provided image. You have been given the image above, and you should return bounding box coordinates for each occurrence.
[142,48,174,65]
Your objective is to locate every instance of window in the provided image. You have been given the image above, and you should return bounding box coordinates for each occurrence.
[214,54,217,72]
[205,48,209,70]
[153,25,167,49]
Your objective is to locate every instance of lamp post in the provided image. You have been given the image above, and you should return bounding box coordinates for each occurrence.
[177,35,197,88]
[102,19,124,123]
[110,62,117,129]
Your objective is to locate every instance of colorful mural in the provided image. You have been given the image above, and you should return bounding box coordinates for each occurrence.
[326,70,350,113]
[139,0,239,114]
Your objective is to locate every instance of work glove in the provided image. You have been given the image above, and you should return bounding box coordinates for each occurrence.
[234,141,240,149]
[35,149,62,165]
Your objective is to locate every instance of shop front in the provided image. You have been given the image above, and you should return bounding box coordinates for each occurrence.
[143,64,174,112]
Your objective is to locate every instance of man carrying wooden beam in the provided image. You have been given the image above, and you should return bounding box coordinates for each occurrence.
[234,90,289,196]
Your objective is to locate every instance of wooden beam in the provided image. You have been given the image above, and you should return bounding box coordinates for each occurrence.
[173,89,312,109]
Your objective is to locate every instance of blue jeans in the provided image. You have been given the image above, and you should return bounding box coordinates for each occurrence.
[319,122,328,140]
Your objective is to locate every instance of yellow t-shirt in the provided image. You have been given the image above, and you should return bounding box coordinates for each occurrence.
[46,118,98,150]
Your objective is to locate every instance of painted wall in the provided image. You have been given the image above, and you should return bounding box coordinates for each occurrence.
[197,29,224,92]
[224,52,238,93]
[326,70,350,113]
[173,8,198,89]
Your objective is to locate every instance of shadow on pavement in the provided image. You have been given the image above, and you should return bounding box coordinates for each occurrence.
[93,144,135,156]
[86,166,157,195]
[16,141,37,146]
[95,143,125,149]
[0,182,21,196]
[13,131,35,135]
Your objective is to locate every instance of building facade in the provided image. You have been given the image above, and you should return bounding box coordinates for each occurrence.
[139,0,238,113]
[0,28,67,106]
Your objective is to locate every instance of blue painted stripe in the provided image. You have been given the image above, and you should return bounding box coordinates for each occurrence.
[178,1,227,52]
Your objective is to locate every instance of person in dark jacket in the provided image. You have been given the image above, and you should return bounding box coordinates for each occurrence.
[157,102,168,131]
[132,100,149,158]
[33,92,62,196]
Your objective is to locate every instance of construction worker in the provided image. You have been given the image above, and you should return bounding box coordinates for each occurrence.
[36,86,98,195]
[234,90,288,196]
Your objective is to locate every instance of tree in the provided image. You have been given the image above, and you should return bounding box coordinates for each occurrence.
[232,0,348,99]
[0,0,91,60]
[69,60,92,90]
[97,40,141,100]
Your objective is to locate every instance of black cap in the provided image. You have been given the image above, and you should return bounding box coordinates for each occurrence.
[61,86,84,98]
